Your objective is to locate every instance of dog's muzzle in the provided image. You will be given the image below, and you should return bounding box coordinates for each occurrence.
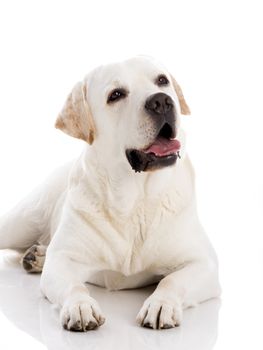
[126,93,181,173]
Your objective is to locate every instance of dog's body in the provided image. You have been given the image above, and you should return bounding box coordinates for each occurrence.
[0,57,220,331]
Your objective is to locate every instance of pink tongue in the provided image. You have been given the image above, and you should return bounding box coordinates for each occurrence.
[144,137,181,156]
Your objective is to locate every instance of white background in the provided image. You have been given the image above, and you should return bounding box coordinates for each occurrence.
[0,1,262,349]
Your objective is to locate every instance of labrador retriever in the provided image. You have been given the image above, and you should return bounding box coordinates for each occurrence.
[0,57,221,331]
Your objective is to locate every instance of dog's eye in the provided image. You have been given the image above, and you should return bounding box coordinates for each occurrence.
[107,88,127,104]
[156,75,169,86]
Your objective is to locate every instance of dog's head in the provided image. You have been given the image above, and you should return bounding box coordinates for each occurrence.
[56,57,190,172]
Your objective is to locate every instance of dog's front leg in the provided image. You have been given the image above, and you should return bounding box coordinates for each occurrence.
[136,259,221,329]
[40,250,105,331]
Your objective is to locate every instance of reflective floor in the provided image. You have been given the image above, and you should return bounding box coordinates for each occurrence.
[0,251,220,350]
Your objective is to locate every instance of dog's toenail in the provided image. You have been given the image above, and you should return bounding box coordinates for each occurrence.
[24,252,36,261]
[143,322,153,328]
[162,324,173,329]
[22,260,32,271]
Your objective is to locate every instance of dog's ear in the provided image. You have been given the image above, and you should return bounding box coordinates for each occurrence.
[170,76,191,115]
[55,82,96,144]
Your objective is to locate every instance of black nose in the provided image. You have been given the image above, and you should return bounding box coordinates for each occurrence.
[145,93,174,116]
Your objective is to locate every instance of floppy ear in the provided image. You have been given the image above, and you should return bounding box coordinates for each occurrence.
[55,81,96,144]
[170,76,191,115]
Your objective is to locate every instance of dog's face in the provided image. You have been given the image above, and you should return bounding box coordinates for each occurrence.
[56,57,190,172]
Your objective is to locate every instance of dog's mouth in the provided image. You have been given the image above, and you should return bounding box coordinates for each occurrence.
[126,123,181,173]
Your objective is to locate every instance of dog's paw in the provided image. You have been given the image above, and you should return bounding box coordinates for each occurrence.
[22,244,46,273]
[60,295,105,332]
[136,294,182,329]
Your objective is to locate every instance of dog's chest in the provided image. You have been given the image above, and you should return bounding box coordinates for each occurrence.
[100,197,180,277]
[74,175,189,282]
[87,208,180,290]
[87,206,177,290]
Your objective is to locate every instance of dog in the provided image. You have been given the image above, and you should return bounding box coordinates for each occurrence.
[0,56,221,331]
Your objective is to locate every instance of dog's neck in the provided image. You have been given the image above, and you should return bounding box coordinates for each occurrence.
[80,146,191,216]
[68,144,193,220]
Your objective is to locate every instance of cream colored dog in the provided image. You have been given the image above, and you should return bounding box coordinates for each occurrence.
[0,57,220,331]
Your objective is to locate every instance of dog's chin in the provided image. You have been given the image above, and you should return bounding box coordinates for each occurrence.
[125,149,178,173]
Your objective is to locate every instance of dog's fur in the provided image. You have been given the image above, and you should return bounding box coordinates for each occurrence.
[0,57,220,331]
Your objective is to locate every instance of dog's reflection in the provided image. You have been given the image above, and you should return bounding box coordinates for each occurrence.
[0,257,220,350]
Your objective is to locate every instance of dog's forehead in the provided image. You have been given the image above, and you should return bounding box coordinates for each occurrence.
[122,56,167,77]
[88,57,168,89]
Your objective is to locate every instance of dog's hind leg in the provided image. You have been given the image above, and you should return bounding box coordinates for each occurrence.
[21,244,47,273]
[0,190,47,251]
[0,163,71,252]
